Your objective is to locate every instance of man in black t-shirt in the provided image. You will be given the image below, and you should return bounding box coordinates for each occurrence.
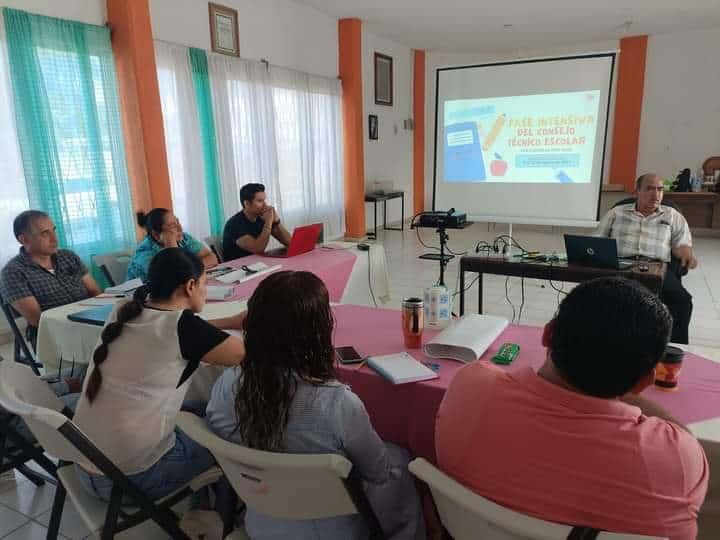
[222,183,292,260]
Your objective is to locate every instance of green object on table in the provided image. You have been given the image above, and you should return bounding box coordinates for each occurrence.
[492,343,520,365]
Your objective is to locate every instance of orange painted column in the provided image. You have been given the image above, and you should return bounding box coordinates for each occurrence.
[413,50,426,215]
[338,18,366,239]
[609,35,648,192]
[107,0,173,216]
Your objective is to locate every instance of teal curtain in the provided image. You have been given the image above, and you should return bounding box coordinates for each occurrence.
[3,8,135,266]
[188,47,224,237]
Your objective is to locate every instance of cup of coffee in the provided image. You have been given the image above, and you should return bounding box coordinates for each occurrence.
[654,345,684,390]
[402,297,424,349]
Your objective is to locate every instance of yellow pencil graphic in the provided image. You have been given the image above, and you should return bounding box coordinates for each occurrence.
[483,113,506,151]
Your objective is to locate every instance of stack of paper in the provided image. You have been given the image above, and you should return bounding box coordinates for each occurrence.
[367,352,438,385]
[207,266,236,278]
[215,262,282,284]
[206,285,234,301]
[424,314,508,363]
[105,278,143,295]
[200,300,247,320]
[78,296,123,307]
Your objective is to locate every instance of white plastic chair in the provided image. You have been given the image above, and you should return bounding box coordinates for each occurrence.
[92,249,134,287]
[0,355,59,486]
[0,361,222,540]
[176,411,385,539]
[408,458,666,540]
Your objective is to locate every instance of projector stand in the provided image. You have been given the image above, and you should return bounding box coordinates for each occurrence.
[506,222,514,257]
[418,224,454,287]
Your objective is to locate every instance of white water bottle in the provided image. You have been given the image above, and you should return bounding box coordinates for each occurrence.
[424,285,452,329]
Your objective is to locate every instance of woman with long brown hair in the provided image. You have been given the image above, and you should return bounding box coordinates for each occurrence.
[206,270,425,539]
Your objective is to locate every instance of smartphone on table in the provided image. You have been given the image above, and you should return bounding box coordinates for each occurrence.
[335,346,364,365]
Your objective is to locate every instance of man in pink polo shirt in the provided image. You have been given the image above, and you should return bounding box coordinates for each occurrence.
[436,277,708,540]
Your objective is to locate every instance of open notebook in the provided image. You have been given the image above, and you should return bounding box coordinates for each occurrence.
[367,352,438,385]
[424,314,508,363]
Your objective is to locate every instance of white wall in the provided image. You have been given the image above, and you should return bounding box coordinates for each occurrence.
[425,40,619,210]
[363,29,413,229]
[637,27,720,180]
[149,0,338,78]
[0,0,106,25]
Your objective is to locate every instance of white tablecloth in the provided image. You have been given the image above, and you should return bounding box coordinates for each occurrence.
[36,245,389,372]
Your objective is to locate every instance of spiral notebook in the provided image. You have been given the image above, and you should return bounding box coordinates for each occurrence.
[367,352,439,385]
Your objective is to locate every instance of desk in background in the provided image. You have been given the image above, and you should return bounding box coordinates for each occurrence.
[364,191,404,239]
[458,256,665,315]
[663,191,720,229]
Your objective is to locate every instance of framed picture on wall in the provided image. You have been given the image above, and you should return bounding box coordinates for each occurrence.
[209,3,240,57]
[374,52,393,106]
[369,114,378,140]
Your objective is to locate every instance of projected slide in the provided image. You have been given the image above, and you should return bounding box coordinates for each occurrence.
[443,90,601,183]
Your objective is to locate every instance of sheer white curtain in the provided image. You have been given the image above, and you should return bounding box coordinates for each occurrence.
[208,55,279,219]
[0,16,29,266]
[154,41,211,240]
[271,67,345,239]
[209,54,345,239]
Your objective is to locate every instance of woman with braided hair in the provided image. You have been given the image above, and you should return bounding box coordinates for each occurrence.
[73,247,245,502]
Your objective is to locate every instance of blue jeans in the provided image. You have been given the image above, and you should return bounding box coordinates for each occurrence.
[76,428,215,502]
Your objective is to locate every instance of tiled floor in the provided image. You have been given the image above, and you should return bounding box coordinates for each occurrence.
[1,221,720,538]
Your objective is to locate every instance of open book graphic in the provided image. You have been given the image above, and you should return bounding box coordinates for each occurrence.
[424,315,508,363]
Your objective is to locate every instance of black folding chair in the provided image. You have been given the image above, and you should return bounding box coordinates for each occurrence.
[0,292,42,375]
[0,409,58,486]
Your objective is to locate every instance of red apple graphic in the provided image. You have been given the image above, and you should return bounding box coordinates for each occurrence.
[490,153,508,176]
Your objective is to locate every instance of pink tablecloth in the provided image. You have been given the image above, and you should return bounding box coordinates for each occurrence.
[216,248,357,302]
[333,304,720,463]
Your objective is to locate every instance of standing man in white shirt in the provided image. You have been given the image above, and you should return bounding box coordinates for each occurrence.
[596,173,697,343]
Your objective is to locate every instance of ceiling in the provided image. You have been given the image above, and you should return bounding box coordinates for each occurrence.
[293,0,720,53]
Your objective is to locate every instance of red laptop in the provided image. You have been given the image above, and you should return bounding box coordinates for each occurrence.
[266,223,323,258]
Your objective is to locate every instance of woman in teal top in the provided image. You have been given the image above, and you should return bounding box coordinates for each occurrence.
[126,208,218,282]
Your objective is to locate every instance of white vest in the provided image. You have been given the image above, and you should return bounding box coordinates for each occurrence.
[74,304,191,475]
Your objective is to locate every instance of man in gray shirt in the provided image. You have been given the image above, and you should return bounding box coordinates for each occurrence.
[0,210,101,347]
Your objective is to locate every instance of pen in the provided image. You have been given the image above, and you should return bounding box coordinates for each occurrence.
[356,357,368,371]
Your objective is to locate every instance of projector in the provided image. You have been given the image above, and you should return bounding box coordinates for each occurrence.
[418,211,467,229]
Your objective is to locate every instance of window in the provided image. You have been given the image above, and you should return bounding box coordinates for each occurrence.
[209,54,345,239]
[3,8,136,262]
